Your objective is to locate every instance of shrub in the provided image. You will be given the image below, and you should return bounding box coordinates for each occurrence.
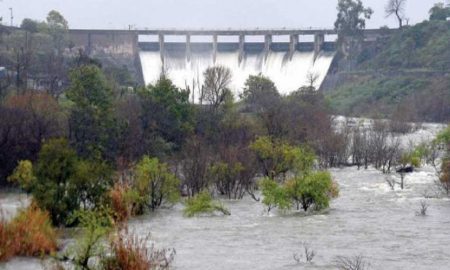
[290,171,339,212]
[439,158,450,195]
[109,183,141,223]
[260,178,291,212]
[250,136,315,180]
[9,204,58,257]
[261,172,339,212]
[7,160,35,191]
[0,219,14,261]
[63,209,112,269]
[104,230,174,270]
[0,204,58,262]
[110,183,131,223]
[184,191,230,217]
[134,156,180,212]
[10,139,114,226]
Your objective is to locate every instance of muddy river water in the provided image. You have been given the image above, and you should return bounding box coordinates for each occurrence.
[2,123,449,269]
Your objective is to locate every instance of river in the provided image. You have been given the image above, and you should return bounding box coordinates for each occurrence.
[2,123,449,270]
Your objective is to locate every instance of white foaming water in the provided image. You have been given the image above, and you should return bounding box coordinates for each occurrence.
[140,50,335,100]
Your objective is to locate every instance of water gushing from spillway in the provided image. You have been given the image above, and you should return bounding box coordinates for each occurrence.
[140,49,335,100]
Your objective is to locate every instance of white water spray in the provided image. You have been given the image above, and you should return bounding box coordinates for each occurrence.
[140,49,335,100]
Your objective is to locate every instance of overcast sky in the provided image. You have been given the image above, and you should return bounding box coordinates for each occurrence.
[0,0,444,30]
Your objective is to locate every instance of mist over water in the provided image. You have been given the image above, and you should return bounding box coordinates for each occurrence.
[140,49,335,100]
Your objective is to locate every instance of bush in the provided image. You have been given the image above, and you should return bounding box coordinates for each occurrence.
[260,178,291,212]
[260,172,339,212]
[440,158,450,195]
[0,220,14,261]
[109,183,132,223]
[250,136,315,180]
[0,204,58,262]
[285,171,339,211]
[134,156,180,212]
[109,183,141,223]
[9,204,58,257]
[184,191,230,217]
[63,209,113,269]
[9,139,114,226]
[104,230,175,270]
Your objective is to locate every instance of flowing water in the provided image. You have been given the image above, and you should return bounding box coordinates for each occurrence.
[140,50,335,101]
[126,167,450,270]
[2,123,449,270]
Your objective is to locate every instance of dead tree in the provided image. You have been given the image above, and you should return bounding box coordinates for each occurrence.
[385,0,407,29]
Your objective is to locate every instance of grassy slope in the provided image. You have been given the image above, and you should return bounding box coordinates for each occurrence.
[327,21,450,122]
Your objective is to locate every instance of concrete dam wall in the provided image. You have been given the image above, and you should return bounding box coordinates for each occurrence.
[67,28,393,99]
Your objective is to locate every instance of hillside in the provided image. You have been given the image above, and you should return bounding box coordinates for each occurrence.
[326,21,450,122]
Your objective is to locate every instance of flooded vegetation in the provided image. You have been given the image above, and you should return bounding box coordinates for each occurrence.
[1,0,450,269]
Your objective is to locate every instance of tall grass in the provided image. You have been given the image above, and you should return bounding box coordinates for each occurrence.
[0,204,58,262]
[0,219,14,261]
[104,229,174,270]
[109,183,131,223]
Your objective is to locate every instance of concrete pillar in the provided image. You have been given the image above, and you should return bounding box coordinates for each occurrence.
[213,34,218,64]
[314,33,325,59]
[159,34,165,63]
[289,34,298,60]
[264,34,272,61]
[87,33,92,55]
[238,34,245,64]
[186,34,191,62]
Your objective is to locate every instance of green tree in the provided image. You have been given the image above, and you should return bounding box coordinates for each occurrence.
[241,74,280,111]
[32,138,79,226]
[20,18,40,33]
[335,0,373,38]
[240,75,285,136]
[134,156,180,211]
[72,160,113,210]
[259,178,291,212]
[45,10,69,49]
[260,171,338,213]
[67,65,118,161]
[44,10,69,97]
[209,161,245,199]
[12,139,114,226]
[285,171,339,211]
[250,136,315,180]
[138,76,193,156]
[7,160,35,191]
[335,0,373,60]
[429,3,450,21]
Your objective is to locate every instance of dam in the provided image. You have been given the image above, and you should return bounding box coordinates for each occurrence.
[138,29,337,100]
[67,28,393,101]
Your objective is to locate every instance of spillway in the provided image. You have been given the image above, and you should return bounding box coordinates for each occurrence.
[140,45,335,101]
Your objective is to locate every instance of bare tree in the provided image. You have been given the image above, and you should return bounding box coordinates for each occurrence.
[385,175,396,190]
[293,241,316,264]
[202,66,232,112]
[335,255,370,270]
[305,71,319,90]
[415,200,428,216]
[385,0,407,29]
